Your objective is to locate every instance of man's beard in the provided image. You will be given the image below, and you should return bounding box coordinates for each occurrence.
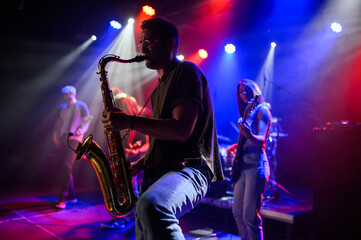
[145,54,168,70]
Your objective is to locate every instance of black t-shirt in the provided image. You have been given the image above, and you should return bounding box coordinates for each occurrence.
[144,59,224,182]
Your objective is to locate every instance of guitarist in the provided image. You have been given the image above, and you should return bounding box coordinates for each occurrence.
[52,85,90,209]
[227,79,272,240]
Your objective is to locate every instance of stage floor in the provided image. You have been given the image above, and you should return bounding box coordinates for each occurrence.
[0,183,312,240]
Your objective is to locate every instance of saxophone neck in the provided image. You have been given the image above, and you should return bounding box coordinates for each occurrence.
[98,54,146,71]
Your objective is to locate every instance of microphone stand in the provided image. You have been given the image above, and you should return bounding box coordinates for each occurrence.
[262,79,298,204]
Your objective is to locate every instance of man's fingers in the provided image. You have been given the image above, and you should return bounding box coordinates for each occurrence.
[101,112,109,123]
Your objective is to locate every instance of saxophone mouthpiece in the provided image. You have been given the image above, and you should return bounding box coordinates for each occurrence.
[133,55,147,62]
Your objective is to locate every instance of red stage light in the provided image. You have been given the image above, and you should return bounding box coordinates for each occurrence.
[143,5,155,16]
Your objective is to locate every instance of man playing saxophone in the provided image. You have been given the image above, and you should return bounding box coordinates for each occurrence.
[102,17,224,239]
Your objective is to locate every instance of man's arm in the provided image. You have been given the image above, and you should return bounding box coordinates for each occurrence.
[102,100,200,142]
[53,117,62,145]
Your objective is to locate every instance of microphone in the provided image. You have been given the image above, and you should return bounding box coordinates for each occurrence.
[264,69,268,87]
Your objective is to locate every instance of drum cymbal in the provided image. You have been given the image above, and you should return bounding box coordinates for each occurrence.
[217,134,232,143]
[269,132,289,137]
[272,117,282,123]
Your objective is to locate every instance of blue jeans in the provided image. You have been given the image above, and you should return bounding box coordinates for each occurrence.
[232,151,269,240]
[135,166,209,240]
[58,139,79,200]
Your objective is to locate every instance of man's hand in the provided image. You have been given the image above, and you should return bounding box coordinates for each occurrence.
[53,135,61,147]
[238,118,252,139]
[102,110,130,131]
[74,129,82,136]
[125,141,142,158]
[130,157,145,177]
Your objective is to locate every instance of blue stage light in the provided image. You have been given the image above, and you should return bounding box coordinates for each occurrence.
[330,22,342,33]
[110,20,122,30]
[271,42,276,47]
[225,44,236,54]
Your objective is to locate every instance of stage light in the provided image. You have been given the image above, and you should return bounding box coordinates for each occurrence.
[177,55,184,61]
[143,5,155,16]
[330,22,342,33]
[225,44,236,54]
[271,42,276,47]
[91,35,97,41]
[110,20,122,29]
[128,18,135,24]
[198,49,208,59]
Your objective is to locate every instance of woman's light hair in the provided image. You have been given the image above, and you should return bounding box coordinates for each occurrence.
[236,79,264,116]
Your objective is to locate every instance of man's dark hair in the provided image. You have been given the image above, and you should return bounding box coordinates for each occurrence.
[141,17,180,52]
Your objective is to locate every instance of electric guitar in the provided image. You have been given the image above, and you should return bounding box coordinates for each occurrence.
[231,95,259,182]
[64,115,93,140]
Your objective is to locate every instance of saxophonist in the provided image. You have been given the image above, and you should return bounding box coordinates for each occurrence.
[102,17,224,239]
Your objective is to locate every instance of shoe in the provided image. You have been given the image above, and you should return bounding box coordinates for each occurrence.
[101,218,128,229]
[55,200,66,209]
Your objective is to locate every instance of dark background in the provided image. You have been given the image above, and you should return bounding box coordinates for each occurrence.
[1,0,360,193]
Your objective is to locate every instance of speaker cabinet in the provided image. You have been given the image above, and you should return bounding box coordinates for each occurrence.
[312,122,361,240]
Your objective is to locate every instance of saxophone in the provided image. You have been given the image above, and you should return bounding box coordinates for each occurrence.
[75,54,146,218]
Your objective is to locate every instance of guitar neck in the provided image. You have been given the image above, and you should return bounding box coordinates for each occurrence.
[74,115,93,132]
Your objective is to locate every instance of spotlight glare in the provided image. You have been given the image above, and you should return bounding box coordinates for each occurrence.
[330,22,342,33]
[143,5,155,16]
[110,20,122,29]
[198,49,208,59]
[177,55,184,61]
[91,35,97,41]
[271,42,276,47]
[128,18,134,24]
[225,43,236,54]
